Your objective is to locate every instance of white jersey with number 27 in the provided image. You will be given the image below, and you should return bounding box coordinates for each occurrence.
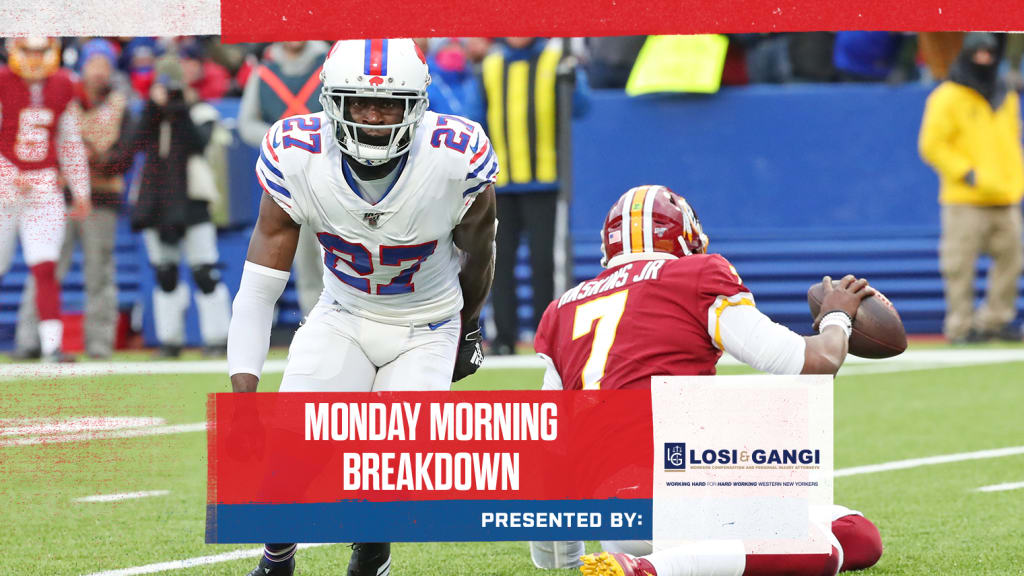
[255,110,499,325]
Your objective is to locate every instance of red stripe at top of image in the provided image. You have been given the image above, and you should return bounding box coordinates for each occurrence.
[221,0,1024,43]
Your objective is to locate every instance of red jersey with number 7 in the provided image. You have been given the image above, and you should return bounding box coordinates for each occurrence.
[0,67,76,171]
[534,253,753,390]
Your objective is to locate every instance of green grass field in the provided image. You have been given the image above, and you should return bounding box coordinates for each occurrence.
[1,347,1023,576]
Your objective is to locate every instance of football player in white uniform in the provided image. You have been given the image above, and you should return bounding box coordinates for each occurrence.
[226,39,499,576]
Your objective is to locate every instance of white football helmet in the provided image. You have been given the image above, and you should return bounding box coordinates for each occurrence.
[319,39,431,166]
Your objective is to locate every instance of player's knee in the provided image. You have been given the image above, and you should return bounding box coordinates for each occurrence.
[155,265,178,293]
[834,514,883,571]
[191,264,221,294]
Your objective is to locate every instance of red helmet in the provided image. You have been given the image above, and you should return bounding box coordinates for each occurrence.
[600,185,709,267]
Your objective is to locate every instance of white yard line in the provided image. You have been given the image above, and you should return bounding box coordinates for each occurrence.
[69,442,1024,575]
[3,348,1024,380]
[0,422,206,447]
[834,445,1024,477]
[0,416,165,436]
[975,481,1024,493]
[76,490,170,503]
[81,543,332,576]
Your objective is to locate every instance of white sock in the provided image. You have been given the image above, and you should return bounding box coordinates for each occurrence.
[530,541,585,569]
[39,319,63,356]
[195,283,230,346]
[645,540,746,576]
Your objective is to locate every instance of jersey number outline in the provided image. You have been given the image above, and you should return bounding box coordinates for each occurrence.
[281,116,322,154]
[317,233,437,295]
[571,290,629,390]
[430,114,475,153]
[15,107,55,163]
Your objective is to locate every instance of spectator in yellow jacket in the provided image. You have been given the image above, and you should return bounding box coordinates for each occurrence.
[919,32,1024,343]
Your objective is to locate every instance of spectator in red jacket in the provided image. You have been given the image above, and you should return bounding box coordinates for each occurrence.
[179,41,230,101]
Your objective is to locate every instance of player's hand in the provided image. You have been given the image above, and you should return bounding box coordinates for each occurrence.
[452,324,484,382]
[813,275,875,330]
[69,197,92,221]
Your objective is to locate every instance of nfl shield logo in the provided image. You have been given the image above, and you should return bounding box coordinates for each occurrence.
[364,212,382,227]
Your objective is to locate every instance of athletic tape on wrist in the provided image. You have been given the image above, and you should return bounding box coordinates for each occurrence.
[818,310,853,339]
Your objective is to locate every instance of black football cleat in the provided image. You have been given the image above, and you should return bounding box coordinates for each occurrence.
[246,555,294,576]
[348,543,391,576]
[10,347,41,360]
[153,344,183,359]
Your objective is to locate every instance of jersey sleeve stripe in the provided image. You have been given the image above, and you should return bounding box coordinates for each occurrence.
[255,171,292,208]
[484,159,500,181]
[466,147,496,181]
[707,293,756,350]
[256,165,292,199]
[263,130,280,162]
[258,146,284,180]
[469,138,490,165]
[462,180,490,198]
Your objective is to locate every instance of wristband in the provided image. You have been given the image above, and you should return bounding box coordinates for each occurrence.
[818,310,853,339]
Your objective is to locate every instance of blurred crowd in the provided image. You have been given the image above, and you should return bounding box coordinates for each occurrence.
[3,33,1023,105]
[2,32,1023,360]
[589,32,1024,88]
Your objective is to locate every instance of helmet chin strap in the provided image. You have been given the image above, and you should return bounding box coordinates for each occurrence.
[351,155,391,167]
[334,122,387,166]
[677,235,693,256]
[337,122,417,167]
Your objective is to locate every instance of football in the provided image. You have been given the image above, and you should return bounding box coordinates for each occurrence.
[807,280,907,359]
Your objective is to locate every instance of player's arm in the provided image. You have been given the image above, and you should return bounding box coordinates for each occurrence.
[709,256,873,375]
[227,193,300,392]
[55,102,91,221]
[450,184,496,381]
[800,275,874,374]
[453,183,497,327]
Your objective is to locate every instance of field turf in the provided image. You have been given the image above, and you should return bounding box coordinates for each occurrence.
[1,345,1022,575]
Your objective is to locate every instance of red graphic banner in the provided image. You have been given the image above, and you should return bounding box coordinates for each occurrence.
[220,0,1024,44]
[209,390,653,505]
[207,390,653,542]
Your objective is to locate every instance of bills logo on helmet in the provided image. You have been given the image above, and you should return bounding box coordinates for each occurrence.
[369,76,384,86]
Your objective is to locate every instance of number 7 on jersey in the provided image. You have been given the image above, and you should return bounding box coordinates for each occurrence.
[571,290,629,389]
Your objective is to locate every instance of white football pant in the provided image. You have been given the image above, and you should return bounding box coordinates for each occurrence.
[0,166,64,273]
[280,294,460,392]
